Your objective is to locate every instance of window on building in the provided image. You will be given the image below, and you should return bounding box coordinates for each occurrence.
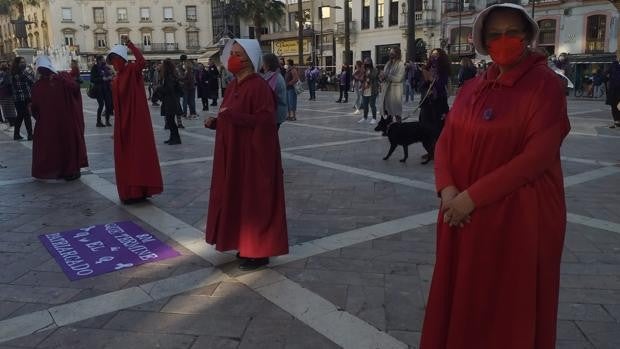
[61,8,72,22]
[362,0,370,29]
[95,33,107,48]
[389,0,398,26]
[164,7,174,21]
[142,32,152,46]
[165,32,175,44]
[375,0,384,28]
[93,8,104,24]
[117,8,128,22]
[586,15,606,53]
[63,32,75,46]
[187,31,199,48]
[186,6,197,21]
[537,19,556,56]
[376,44,398,65]
[118,33,129,44]
[140,8,151,22]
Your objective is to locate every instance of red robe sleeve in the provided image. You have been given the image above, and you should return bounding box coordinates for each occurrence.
[467,77,571,208]
[434,106,456,195]
[127,41,146,71]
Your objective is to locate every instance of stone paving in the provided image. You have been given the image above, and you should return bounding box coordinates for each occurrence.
[0,90,618,348]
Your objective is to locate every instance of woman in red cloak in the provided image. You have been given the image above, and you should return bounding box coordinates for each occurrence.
[420,4,570,349]
[107,39,163,204]
[31,55,88,180]
[204,39,288,270]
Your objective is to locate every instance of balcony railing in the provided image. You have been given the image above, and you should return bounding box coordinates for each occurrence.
[136,43,180,52]
[448,43,475,55]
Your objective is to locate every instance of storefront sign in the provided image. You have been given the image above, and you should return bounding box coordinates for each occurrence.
[273,39,311,56]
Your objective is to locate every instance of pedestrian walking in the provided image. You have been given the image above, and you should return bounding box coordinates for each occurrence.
[305,64,319,100]
[204,39,288,270]
[206,58,220,106]
[31,55,88,181]
[158,59,182,145]
[606,59,620,128]
[336,64,350,103]
[89,55,113,127]
[419,48,451,164]
[195,63,209,111]
[219,65,232,97]
[151,62,161,107]
[404,60,415,103]
[284,59,299,121]
[380,47,405,121]
[107,38,163,204]
[181,60,198,119]
[420,4,571,348]
[262,53,288,129]
[352,60,365,114]
[457,57,477,87]
[0,62,17,128]
[358,58,380,124]
[10,56,34,141]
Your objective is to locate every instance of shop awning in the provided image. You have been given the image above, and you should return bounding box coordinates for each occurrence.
[197,48,220,63]
[567,53,615,64]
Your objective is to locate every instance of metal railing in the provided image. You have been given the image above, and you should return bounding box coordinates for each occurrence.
[136,43,180,52]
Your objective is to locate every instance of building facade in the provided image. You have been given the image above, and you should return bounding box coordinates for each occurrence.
[0,0,214,62]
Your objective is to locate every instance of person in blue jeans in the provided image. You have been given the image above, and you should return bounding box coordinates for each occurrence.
[305,65,319,100]
[358,58,380,124]
[285,59,299,120]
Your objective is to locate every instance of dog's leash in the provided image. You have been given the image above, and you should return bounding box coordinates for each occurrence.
[400,78,436,122]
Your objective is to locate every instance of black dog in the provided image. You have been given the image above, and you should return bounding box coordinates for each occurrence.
[374,116,434,164]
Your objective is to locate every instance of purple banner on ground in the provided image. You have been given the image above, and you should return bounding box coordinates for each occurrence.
[38,221,180,281]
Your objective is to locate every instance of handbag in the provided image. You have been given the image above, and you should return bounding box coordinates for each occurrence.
[86,83,97,99]
[294,80,304,95]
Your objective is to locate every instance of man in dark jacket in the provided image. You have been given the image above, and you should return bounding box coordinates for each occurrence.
[206,58,220,106]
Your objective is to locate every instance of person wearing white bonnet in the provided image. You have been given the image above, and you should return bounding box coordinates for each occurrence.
[420,4,571,349]
[204,39,288,271]
[30,54,88,180]
[106,37,163,205]
[34,55,57,74]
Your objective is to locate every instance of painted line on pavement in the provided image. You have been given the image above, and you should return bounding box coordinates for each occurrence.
[561,156,617,167]
[282,152,436,192]
[270,209,439,267]
[569,131,620,139]
[284,122,379,136]
[0,268,228,344]
[567,213,620,235]
[237,269,408,349]
[563,166,620,187]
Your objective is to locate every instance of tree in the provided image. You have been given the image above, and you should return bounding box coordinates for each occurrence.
[233,0,286,42]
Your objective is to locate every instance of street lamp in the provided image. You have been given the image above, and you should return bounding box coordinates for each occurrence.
[318,5,341,68]
[343,0,351,65]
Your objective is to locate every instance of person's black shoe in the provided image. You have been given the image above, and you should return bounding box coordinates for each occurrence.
[152,102,160,107]
[27,135,32,141]
[96,122,105,127]
[122,197,148,205]
[164,140,170,144]
[64,173,81,181]
[105,120,112,127]
[239,257,269,270]
[167,139,181,145]
[211,103,217,106]
[335,100,342,103]
[14,135,23,141]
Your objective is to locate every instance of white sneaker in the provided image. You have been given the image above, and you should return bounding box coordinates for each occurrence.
[369,118,377,125]
[357,118,367,123]
[353,109,360,115]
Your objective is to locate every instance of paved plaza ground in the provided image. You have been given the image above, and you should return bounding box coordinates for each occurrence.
[0,90,619,348]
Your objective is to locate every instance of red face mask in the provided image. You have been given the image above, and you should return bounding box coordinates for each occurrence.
[228,55,246,74]
[111,56,125,72]
[487,36,526,66]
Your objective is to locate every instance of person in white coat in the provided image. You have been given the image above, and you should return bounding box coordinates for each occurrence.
[380,47,406,122]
